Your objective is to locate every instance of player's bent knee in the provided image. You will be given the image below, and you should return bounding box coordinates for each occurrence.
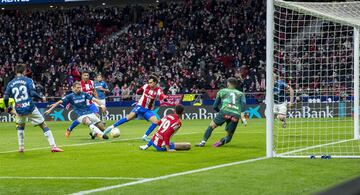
[277,114,286,121]
[126,112,136,120]
[210,121,217,129]
[149,116,158,124]
[39,122,47,129]
[82,117,91,125]
[95,122,105,130]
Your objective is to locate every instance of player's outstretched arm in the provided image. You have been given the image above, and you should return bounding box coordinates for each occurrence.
[99,86,110,93]
[288,86,295,107]
[44,100,63,116]
[92,88,99,99]
[9,108,17,116]
[136,86,144,95]
[92,98,106,113]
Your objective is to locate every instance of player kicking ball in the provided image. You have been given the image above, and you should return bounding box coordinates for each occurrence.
[195,77,247,147]
[139,104,191,152]
[45,81,108,140]
[103,75,168,141]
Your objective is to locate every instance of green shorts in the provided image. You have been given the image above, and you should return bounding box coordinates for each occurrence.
[213,110,241,133]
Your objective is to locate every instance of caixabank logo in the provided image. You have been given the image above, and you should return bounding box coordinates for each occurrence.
[244,105,262,119]
[48,109,66,121]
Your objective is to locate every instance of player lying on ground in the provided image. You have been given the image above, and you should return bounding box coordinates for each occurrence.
[139,104,191,152]
[103,75,167,141]
[195,77,247,147]
[4,64,63,152]
[45,81,109,139]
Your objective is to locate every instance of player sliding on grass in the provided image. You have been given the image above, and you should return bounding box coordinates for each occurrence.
[103,75,167,141]
[4,64,63,153]
[195,77,247,147]
[45,81,109,140]
[139,104,191,152]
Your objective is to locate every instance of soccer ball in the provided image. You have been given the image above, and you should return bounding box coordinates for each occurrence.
[109,128,120,138]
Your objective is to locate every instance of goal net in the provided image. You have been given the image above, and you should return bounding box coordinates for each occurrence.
[268,0,360,158]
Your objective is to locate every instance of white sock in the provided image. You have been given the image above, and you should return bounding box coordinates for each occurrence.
[44,131,56,147]
[89,124,103,136]
[17,130,24,147]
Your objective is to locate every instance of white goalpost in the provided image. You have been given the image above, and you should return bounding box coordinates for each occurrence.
[266,0,360,158]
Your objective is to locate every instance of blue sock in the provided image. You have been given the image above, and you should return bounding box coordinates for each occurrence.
[147,140,153,147]
[113,118,128,127]
[42,127,50,133]
[145,123,157,136]
[68,120,80,131]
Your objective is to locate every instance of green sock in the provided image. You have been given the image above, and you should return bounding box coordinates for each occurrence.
[203,126,214,141]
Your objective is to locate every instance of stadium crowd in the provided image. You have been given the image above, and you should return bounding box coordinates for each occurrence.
[0,0,266,100]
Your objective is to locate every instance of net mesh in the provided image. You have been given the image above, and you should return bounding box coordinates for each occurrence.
[273,0,360,157]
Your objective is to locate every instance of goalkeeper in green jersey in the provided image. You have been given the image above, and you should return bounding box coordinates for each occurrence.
[195,77,247,147]
[0,97,16,115]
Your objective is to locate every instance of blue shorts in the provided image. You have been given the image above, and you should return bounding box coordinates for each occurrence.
[151,141,175,151]
[131,105,155,121]
[88,104,99,114]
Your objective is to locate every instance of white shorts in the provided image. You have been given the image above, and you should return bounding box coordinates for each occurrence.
[273,102,287,116]
[16,107,45,126]
[77,113,101,124]
[94,99,106,107]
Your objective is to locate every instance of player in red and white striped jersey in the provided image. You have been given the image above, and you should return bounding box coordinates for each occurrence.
[139,104,191,152]
[103,75,167,140]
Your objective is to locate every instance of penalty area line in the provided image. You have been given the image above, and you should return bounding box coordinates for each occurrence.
[70,156,267,195]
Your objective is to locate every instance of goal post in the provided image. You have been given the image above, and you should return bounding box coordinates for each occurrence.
[266,0,360,158]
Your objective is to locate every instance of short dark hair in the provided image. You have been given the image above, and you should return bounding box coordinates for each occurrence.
[16,64,26,74]
[82,70,90,75]
[96,73,103,77]
[175,104,184,115]
[227,77,237,87]
[73,81,81,87]
[149,75,158,83]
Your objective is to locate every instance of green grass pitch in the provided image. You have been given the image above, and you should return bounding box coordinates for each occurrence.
[0,118,360,194]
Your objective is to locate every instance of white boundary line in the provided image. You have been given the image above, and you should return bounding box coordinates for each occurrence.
[277,138,357,157]
[70,156,268,195]
[0,176,147,180]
